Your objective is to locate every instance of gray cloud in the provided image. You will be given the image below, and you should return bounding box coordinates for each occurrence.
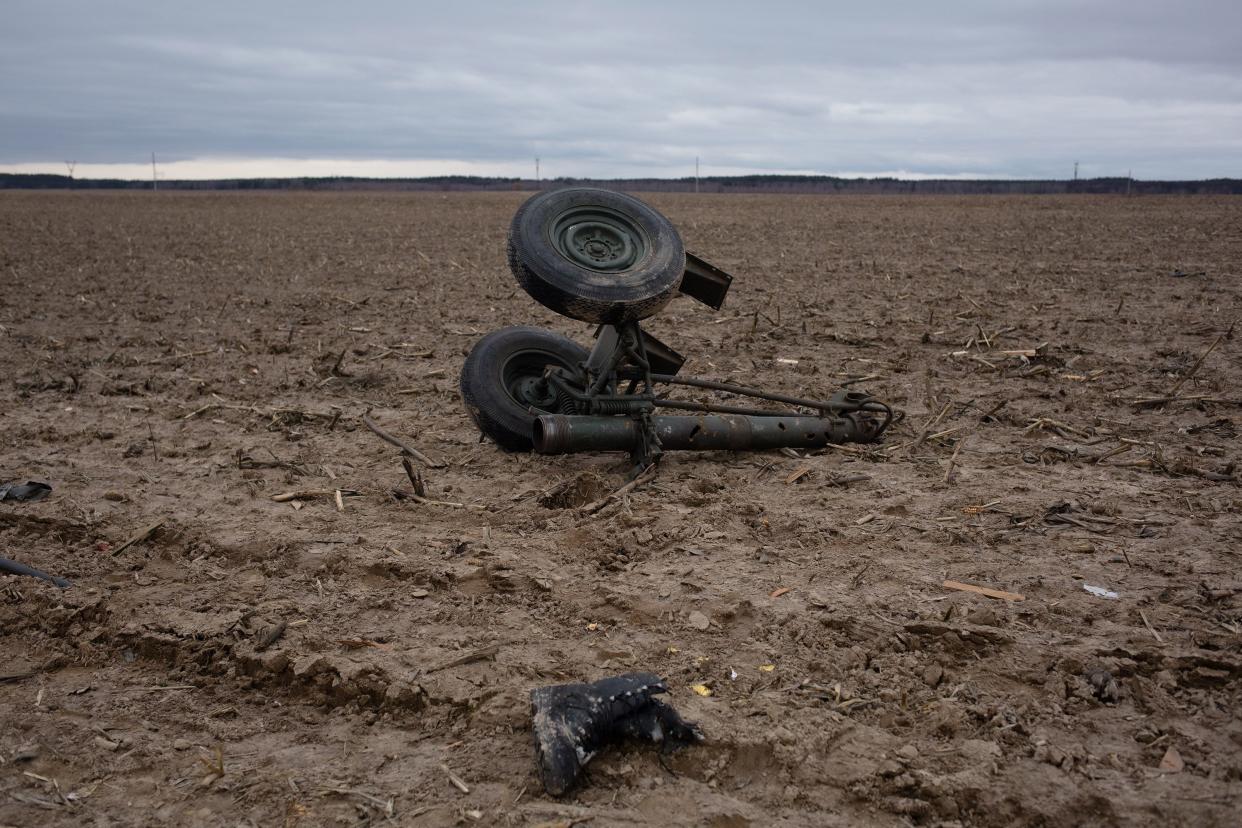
[2,0,1239,178]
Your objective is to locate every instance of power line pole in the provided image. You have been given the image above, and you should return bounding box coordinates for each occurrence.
[695,156,699,194]
[1126,169,1132,197]
[152,152,158,191]
[535,157,540,190]
[1073,161,1078,181]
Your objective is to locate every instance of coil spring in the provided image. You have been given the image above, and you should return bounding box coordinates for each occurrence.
[591,399,637,415]
[554,386,581,415]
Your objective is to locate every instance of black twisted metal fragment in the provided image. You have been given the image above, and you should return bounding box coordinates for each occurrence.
[530,672,704,796]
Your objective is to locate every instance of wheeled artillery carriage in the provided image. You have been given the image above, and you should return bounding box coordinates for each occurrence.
[461,187,893,475]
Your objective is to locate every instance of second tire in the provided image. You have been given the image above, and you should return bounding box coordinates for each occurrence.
[460,326,589,451]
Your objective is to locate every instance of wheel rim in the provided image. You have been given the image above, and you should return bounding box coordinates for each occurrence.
[501,349,568,411]
[547,206,647,273]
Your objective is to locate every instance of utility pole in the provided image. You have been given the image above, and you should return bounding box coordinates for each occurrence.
[1126,169,1132,197]
[65,161,76,189]
[695,156,699,194]
[152,152,158,191]
[1073,161,1079,181]
[535,157,540,190]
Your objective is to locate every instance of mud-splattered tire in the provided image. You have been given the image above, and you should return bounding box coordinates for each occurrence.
[460,326,589,452]
[508,188,685,324]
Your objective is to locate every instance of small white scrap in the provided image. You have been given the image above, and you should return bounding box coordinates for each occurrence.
[729,667,738,681]
[1083,584,1119,600]
[776,358,800,365]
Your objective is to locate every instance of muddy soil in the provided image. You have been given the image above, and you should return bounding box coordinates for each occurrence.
[1,191,1240,826]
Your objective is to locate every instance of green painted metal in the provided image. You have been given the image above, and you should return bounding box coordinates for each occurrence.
[533,413,877,456]
[547,206,647,272]
[501,349,563,410]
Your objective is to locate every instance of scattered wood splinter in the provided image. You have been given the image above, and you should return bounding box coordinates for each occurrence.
[112,520,166,556]
[942,579,1025,601]
[784,466,812,484]
[271,489,360,503]
[441,764,470,794]
[362,409,445,468]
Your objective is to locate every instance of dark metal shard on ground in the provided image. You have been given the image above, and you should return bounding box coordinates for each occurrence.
[531,672,704,796]
[0,481,52,502]
[0,556,70,588]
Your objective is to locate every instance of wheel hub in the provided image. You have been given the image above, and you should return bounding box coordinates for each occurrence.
[512,375,555,409]
[502,350,567,412]
[548,208,646,273]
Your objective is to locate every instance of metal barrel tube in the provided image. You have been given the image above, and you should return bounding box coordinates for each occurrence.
[534,415,642,454]
[533,414,874,455]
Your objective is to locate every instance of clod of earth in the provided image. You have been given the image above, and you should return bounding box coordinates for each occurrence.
[1085,665,1121,703]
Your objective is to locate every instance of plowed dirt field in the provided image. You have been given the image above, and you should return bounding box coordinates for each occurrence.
[1,191,1240,826]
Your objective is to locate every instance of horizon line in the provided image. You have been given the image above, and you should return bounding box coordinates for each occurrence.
[5,171,1237,185]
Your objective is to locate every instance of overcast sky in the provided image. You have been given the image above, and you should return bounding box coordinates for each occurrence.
[2,1,1239,180]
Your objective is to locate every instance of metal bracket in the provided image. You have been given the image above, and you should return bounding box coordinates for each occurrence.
[636,329,685,376]
[629,409,663,477]
[594,325,685,377]
[679,252,733,310]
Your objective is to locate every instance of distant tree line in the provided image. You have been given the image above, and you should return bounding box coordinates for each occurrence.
[2,172,1239,195]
